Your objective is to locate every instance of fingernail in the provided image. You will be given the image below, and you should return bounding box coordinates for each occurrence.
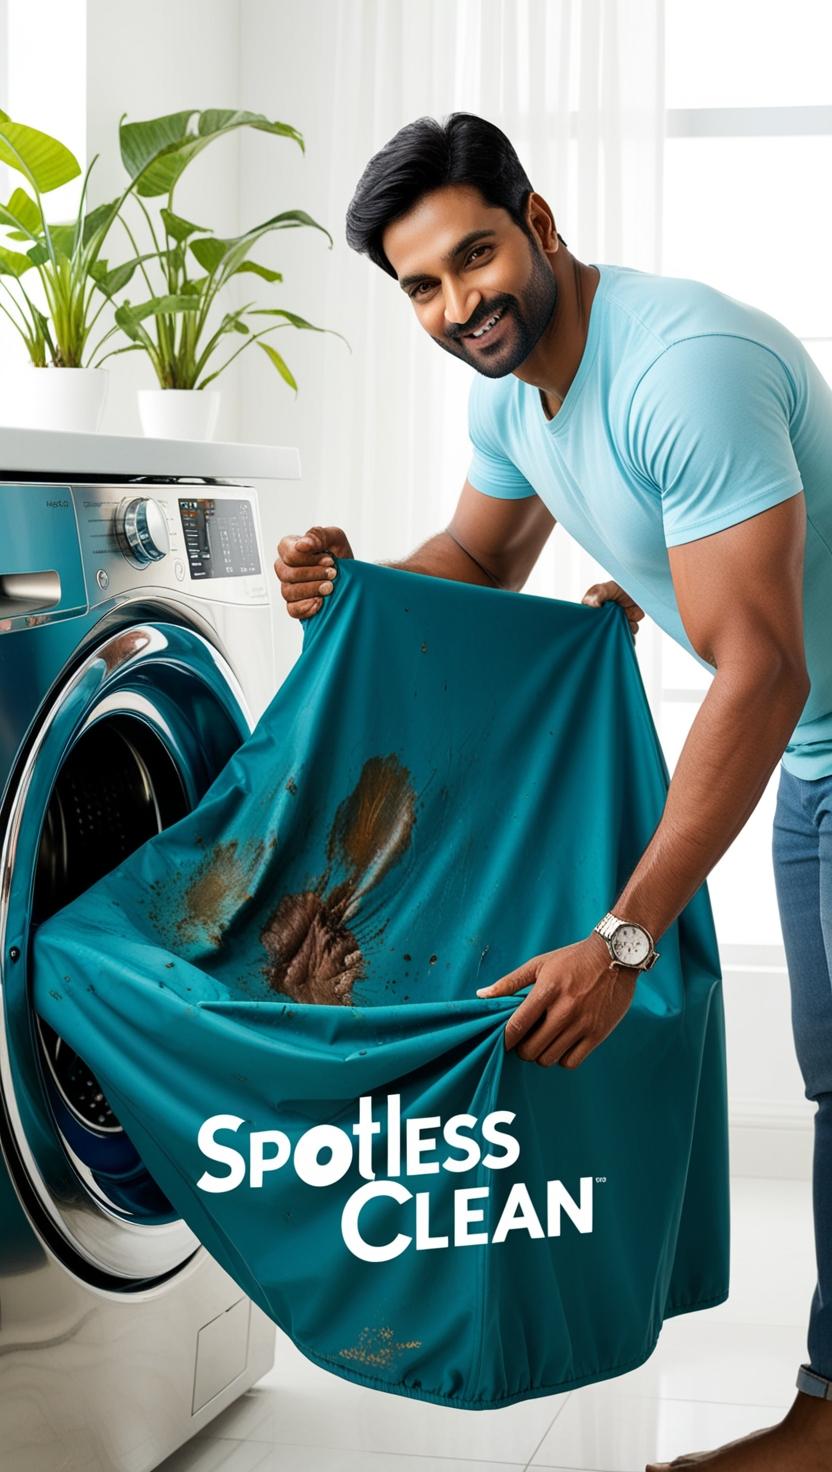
[476,987,489,996]
[319,581,332,593]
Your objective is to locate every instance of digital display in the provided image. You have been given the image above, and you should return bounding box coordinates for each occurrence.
[178,498,261,580]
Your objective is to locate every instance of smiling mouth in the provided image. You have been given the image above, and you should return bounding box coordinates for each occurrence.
[465,306,508,342]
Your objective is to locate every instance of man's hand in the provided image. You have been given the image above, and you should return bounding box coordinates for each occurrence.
[581,580,645,639]
[274,525,354,620]
[475,932,638,1069]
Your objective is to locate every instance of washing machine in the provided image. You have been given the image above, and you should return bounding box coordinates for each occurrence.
[0,472,281,1471]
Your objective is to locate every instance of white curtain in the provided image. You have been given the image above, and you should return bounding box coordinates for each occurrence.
[239,0,666,660]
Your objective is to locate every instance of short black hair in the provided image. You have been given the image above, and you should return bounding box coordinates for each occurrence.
[345,111,567,277]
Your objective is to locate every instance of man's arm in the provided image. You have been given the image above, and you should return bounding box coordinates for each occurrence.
[599,489,810,949]
[478,488,811,1070]
[380,478,556,592]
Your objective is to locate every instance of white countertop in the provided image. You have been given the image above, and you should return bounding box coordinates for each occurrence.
[0,427,301,481]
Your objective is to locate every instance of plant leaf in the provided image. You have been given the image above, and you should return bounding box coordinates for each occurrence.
[248,306,350,350]
[82,198,120,247]
[0,243,35,277]
[0,111,81,192]
[120,109,304,198]
[190,210,332,283]
[235,260,283,283]
[90,254,157,296]
[2,186,41,236]
[114,293,201,341]
[258,340,297,391]
[160,207,210,242]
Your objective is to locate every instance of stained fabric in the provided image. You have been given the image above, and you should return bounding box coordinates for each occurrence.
[32,558,730,1411]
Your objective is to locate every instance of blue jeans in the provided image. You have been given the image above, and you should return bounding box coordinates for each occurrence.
[772,763,832,1400]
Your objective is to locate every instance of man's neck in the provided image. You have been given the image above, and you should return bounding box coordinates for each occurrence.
[514,251,600,417]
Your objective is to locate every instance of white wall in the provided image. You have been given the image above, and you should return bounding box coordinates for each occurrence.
[85,0,243,439]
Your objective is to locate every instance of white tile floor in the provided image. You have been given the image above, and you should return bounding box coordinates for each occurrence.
[157,1174,817,1472]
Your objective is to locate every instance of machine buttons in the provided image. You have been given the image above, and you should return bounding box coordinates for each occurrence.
[96,568,110,590]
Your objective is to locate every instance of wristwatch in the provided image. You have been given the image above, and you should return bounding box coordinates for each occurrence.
[593,911,660,971]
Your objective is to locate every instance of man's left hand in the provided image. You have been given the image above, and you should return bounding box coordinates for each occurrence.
[475,933,639,1068]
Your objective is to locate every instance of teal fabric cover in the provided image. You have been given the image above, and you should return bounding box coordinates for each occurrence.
[33,558,730,1411]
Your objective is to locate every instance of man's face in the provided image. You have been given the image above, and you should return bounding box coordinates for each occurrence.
[382,184,558,378]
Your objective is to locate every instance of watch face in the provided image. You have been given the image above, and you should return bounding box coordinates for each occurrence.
[611,924,650,966]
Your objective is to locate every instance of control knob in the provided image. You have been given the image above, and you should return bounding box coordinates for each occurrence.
[118,497,170,564]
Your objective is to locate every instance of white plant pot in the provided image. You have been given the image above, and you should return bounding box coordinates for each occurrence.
[137,388,221,441]
[0,364,109,433]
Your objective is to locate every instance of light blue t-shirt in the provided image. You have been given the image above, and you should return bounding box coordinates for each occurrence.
[466,261,832,779]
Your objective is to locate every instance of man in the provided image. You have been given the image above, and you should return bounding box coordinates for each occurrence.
[273,112,832,1471]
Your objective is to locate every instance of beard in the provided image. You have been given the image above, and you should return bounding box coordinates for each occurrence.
[433,233,558,378]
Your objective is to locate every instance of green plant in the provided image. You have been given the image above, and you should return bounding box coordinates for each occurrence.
[94,109,348,392]
[0,111,136,367]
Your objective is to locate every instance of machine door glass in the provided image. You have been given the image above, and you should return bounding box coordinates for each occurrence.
[0,618,254,1289]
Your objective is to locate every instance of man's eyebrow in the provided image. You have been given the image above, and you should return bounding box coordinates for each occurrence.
[398,229,497,291]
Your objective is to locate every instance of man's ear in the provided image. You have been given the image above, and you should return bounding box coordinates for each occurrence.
[525,191,559,254]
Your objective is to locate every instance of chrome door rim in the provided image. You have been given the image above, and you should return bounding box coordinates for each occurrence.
[0,618,252,1285]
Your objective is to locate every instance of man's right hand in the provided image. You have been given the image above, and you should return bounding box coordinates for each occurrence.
[274,525,354,620]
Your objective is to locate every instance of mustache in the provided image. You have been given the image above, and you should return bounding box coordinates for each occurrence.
[447,300,513,342]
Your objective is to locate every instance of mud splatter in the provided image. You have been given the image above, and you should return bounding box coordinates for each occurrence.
[260,885,365,1005]
[337,1325,422,1368]
[147,836,265,948]
[260,754,416,1006]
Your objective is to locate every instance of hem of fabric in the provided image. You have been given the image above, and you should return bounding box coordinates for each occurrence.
[662,478,804,547]
[467,472,538,501]
[287,1287,731,1412]
[781,749,832,781]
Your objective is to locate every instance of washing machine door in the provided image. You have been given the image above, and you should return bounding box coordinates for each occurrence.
[0,618,257,1288]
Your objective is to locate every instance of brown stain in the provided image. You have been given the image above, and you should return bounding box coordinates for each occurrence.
[337,1325,422,1369]
[260,754,416,1006]
[148,836,266,949]
[260,884,364,1006]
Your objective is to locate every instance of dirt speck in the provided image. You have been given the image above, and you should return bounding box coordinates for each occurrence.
[285,777,298,796]
[337,1325,422,1368]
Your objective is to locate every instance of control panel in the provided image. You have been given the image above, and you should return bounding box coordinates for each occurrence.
[72,483,269,607]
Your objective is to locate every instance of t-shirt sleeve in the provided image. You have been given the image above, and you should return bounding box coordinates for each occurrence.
[625,334,804,546]
[466,375,537,500]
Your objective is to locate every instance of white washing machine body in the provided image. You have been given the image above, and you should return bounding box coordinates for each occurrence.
[0,478,279,1471]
